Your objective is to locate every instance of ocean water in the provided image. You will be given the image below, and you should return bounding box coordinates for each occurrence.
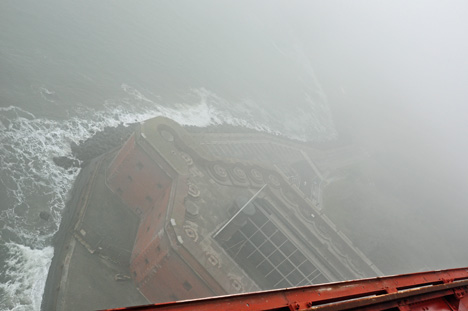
[0,2,338,310]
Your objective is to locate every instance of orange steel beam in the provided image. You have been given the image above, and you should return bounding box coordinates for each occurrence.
[102,267,468,311]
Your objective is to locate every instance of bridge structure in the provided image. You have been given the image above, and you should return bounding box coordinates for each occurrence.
[103,267,468,311]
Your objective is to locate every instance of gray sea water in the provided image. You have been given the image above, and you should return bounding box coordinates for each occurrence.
[0,2,337,310]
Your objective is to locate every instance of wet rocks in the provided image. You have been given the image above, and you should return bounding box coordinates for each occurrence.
[39,211,51,221]
[53,122,137,169]
[71,123,137,165]
[53,156,80,169]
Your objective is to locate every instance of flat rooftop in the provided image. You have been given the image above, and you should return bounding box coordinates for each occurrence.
[43,155,148,311]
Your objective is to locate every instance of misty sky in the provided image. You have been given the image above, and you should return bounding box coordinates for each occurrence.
[2,0,468,272]
[312,2,468,206]
[231,0,468,269]
[288,0,468,268]
[281,1,468,154]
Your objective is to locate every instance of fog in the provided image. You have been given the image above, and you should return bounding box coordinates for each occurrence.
[140,0,468,272]
[286,1,468,272]
[2,1,468,307]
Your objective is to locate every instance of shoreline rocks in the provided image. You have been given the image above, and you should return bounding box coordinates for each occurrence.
[53,123,137,169]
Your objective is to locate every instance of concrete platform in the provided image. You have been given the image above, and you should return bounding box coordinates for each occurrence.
[42,154,148,311]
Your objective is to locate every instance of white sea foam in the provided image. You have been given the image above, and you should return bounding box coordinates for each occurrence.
[0,244,53,311]
[0,86,336,310]
[38,87,56,103]
[119,84,336,140]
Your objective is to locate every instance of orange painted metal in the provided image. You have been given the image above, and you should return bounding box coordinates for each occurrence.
[102,267,468,311]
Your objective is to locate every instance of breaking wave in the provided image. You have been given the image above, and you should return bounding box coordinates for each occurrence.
[0,244,53,311]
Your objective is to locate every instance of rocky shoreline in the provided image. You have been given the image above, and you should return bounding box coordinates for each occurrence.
[53,123,137,169]
[52,122,322,171]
